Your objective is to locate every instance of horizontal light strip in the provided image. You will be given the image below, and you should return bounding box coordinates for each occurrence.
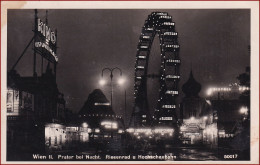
[165,90,178,95]
[162,105,176,109]
[166,75,180,79]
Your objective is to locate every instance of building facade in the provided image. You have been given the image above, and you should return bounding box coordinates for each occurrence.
[180,71,217,147]
[7,69,66,158]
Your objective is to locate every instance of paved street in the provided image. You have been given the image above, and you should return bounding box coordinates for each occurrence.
[178,148,219,160]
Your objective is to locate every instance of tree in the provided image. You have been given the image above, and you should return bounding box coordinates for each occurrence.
[237,66,250,106]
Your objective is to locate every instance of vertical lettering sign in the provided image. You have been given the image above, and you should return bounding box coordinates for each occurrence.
[34,19,58,62]
[6,89,19,113]
[6,89,14,113]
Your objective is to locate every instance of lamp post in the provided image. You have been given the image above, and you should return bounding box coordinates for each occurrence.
[100,67,123,110]
[124,90,126,125]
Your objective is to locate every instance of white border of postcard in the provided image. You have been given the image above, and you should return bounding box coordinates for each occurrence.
[1,1,259,164]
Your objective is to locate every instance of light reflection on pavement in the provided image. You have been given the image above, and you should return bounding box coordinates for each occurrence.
[178,148,219,160]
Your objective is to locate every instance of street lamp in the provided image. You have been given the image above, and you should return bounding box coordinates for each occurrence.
[118,77,126,85]
[99,78,106,86]
[239,106,248,115]
[100,67,123,110]
[239,106,248,121]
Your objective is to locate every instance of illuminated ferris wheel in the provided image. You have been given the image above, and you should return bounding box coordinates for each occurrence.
[129,12,180,128]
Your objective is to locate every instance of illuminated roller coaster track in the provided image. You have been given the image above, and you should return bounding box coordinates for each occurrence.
[129,12,180,128]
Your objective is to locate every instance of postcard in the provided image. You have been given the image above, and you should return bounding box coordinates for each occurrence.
[1,1,259,164]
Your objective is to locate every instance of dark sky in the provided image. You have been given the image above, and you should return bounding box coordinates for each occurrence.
[7,9,250,122]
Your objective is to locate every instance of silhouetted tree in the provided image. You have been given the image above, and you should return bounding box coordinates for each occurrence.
[237,66,250,106]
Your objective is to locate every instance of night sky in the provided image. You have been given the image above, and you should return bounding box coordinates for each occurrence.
[7,9,250,122]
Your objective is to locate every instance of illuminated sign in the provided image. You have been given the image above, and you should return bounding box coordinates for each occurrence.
[155,12,167,16]
[94,102,110,106]
[34,18,58,62]
[7,90,14,112]
[160,117,173,121]
[162,104,176,108]
[100,121,118,129]
[37,19,56,44]
[35,42,58,61]
[7,89,19,115]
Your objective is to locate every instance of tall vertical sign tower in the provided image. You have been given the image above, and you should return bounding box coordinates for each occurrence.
[33,9,58,78]
[11,9,58,78]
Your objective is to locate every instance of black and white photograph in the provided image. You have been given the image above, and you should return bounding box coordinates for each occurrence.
[1,1,259,163]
